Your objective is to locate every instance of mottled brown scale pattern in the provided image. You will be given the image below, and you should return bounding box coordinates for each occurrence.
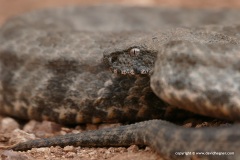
[1,5,240,160]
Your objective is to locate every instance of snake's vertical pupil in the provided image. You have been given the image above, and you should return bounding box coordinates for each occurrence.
[129,48,140,56]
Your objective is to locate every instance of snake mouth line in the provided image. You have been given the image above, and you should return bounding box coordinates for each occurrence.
[109,67,151,75]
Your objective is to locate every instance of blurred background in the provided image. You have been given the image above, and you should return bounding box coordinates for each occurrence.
[1,0,240,25]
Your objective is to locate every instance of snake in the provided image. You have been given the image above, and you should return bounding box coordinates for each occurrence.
[1,5,240,160]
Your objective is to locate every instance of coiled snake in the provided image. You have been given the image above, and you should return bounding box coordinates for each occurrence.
[1,5,240,160]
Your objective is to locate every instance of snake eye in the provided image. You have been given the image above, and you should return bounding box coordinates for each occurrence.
[129,48,140,56]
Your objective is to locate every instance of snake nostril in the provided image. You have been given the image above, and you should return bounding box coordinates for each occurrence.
[110,56,118,63]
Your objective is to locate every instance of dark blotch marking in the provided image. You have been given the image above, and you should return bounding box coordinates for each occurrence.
[227,132,240,142]
[204,90,231,106]
[0,50,31,119]
[167,73,191,91]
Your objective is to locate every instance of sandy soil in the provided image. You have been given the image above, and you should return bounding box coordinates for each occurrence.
[0,0,239,160]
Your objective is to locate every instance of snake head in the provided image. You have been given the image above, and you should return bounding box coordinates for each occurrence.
[103,46,157,75]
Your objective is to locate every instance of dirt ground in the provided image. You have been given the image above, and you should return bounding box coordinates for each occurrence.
[0,0,239,160]
[0,116,230,160]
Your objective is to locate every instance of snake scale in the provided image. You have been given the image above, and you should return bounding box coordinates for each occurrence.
[1,5,240,160]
